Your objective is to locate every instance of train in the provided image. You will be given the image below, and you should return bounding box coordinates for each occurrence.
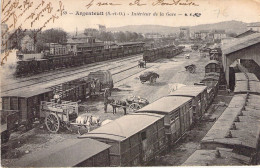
[182,72,260,166]
[143,45,184,62]
[15,42,145,76]
[3,46,225,166]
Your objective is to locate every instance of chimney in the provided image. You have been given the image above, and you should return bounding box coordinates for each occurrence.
[225,130,233,138]
[230,123,237,130]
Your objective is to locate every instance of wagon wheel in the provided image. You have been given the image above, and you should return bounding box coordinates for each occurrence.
[149,76,155,84]
[45,113,60,133]
[65,123,72,132]
[129,103,141,112]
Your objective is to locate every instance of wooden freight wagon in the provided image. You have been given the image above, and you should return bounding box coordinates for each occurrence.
[136,96,193,147]
[168,85,208,120]
[80,113,166,166]
[12,138,111,167]
[1,87,53,142]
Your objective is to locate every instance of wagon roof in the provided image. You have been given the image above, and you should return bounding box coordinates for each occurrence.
[168,85,207,97]
[79,113,164,141]
[1,87,53,98]
[13,138,110,167]
[206,60,220,65]
[182,148,250,166]
[137,96,191,114]
[201,96,260,149]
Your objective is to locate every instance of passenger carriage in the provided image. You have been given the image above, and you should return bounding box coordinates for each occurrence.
[136,96,193,147]
[12,138,111,167]
[79,113,166,166]
[168,86,208,120]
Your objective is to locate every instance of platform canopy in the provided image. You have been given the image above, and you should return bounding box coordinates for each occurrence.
[222,33,260,86]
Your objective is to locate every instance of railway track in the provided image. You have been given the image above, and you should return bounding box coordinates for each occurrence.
[1,55,143,94]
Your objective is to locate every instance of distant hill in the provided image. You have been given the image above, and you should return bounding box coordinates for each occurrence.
[107,20,249,35]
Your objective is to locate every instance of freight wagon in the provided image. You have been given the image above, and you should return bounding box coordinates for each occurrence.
[1,88,53,143]
[15,42,145,77]
[80,113,166,166]
[12,138,111,167]
[168,86,208,120]
[136,96,193,147]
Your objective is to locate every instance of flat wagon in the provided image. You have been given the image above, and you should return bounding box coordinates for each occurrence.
[136,96,193,146]
[80,113,166,166]
[12,138,111,167]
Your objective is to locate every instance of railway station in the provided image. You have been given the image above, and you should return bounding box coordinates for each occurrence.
[1,20,260,167]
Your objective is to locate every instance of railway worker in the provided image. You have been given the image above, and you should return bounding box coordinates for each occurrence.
[104,88,110,113]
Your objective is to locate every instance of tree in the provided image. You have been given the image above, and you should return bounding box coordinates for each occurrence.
[84,28,99,37]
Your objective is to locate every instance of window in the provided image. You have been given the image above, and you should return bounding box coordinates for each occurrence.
[141,131,146,141]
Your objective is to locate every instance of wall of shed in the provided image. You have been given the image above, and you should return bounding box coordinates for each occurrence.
[223,43,260,87]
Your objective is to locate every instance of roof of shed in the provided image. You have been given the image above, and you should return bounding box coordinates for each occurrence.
[80,113,164,141]
[182,148,250,166]
[222,33,260,55]
[201,96,260,150]
[13,138,110,167]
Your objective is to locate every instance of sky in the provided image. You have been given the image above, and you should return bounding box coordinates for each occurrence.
[1,0,260,32]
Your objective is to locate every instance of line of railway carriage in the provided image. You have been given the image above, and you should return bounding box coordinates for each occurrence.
[15,42,145,76]
[143,45,184,62]
[183,72,260,166]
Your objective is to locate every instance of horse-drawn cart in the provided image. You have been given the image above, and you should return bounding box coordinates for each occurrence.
[40,100,79,133]
[185,64,196,74]
[139,71,160,84]
[108,96,149,114]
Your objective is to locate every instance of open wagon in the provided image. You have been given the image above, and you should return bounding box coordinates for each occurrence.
[139,71,160,84]
[40,100,79,133]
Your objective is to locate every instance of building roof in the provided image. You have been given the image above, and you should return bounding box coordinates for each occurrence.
[80,113,164,142]
[201,94,260,150]
[235,30,258,38]
[137,96,191,114]
[182,148,250,166]
[222,33,260,55]
[168,85,207,97]
[12,138,110,167]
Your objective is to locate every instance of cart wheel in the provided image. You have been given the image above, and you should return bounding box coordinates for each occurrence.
[189,67,195,73]
[129,103,141,112]
[45,113,60,133]
[150,76,154,84]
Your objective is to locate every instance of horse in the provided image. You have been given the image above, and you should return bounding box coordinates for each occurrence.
[108,98,127,115]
